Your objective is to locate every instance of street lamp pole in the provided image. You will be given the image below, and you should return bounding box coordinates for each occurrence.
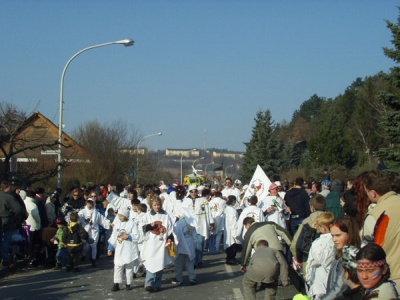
[136,132,162,177]
[57,39,134,189]
[224,164,234,178]
[205,162,215,178]
[192,157,204,171]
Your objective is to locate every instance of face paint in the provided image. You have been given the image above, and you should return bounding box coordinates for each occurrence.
[371,271,381,279]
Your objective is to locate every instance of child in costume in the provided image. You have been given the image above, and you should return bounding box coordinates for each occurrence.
[140,196,174,292]
[78,197,111,267]
[63,212,88,273]
[171,207,198,285]
[109,207,140,291]
[51,217,68,270]
[356,242,399,299]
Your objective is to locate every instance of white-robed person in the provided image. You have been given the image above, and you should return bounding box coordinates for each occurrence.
[236,195,265,239]
[171,207,198,285]
[181,185,214,268]
[140,196,174,292]
[224,195,242,265]
[109,206,140,292]
[78,197,111,267]
[106,185,134,217]
[208,190,226,254]
[160,184,180,221]
[259,182,289,229]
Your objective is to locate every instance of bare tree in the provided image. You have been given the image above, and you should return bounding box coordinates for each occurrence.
[72,120,141,186]
[0,102,63,185]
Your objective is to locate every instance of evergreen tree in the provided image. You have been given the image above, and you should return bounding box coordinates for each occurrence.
[243,110,283,181]
[377,13,400,173]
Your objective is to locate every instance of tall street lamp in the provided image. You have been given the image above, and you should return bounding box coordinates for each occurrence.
[136,132,162,177]
[57,39,134,189]
[224,164,234,178]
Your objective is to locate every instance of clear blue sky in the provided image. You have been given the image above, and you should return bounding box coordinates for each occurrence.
[0,1,398,152]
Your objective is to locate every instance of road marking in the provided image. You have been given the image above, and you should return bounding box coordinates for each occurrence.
[233,288,244,300]
[225,264,234,276]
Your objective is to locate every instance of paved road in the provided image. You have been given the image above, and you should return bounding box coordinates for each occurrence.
[0,253,299,300]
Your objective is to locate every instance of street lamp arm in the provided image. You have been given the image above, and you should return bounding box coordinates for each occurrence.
[136,132,162,178]
[57,39,134,189]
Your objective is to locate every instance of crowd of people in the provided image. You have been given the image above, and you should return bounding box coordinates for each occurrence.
[0,169,399,299]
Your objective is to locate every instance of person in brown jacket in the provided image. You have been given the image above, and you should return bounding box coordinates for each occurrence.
[241,239,289,300]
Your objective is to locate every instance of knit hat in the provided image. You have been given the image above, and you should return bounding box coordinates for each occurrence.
[321,180,331,187]
[118,207,130,218]
[331,179,344,193]
[159,184,168,190]
[56,218,67,225]
[342,245,359,270]
[188,185,197,192]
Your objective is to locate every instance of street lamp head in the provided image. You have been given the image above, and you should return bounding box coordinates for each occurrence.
[114,39,134,47]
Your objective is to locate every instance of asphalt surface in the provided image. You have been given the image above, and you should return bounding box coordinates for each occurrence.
[0,253,300,300]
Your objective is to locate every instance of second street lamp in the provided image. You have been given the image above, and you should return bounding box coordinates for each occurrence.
[136,132,162,179]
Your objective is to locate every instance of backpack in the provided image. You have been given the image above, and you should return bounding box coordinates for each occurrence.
[295,223,320,263]
[66,223,88,245]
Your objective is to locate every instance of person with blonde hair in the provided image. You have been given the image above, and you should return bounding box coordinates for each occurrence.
[305,212,336,299]
[140,196,174,292]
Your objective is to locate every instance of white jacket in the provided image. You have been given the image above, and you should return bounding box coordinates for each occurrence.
[306,233,336,298]
[24,197,41,231]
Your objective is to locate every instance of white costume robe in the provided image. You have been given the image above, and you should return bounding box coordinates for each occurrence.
[223,205,240,249]
[259,195,288,229]
[208,197,226,234]
[236,205,265,239]
[181,196,214,239]
[221,187,241,209]
[106,191,133,216]
[78,206,111,259]
[140,210,174,273]
[109,218,140,285]
[173,218,197,261]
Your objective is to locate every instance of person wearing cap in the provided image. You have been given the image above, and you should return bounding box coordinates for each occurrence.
[78,197,111,267]
[109,206,140,292]
[325,179,344,219]
[51,218,68,270]
[63,212,88,273]
[259,183,289,229]
[320,180,331,198]
[337,245,363,300]
[181,185,214,268]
